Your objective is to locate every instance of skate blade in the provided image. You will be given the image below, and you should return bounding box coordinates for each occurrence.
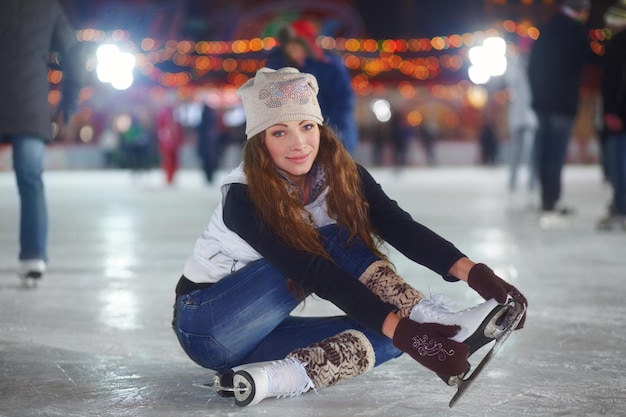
[193,382,250,393]
[19,276,41,288]
[485,298,522,340]
[448,302,526,408]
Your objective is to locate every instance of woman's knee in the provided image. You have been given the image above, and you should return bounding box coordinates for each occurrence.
[319,224,380,277]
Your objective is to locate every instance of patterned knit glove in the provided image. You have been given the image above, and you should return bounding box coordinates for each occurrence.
[467,263,527,329]
[392,318,470,376]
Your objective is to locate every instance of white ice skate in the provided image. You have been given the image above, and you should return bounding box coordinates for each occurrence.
[409,292,525,407]
[196,357,315,407]
[18,259,46,287]
[410,294,505,350]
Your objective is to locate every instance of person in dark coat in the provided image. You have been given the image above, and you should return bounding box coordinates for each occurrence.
[597,0,626,230]
[527,0,592,214]
[0,0,85,282]
[196,103,223,184]
[265,20,359,156]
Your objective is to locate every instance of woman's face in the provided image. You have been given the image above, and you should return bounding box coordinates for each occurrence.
[284,41,307,66]
[264,120,320,187]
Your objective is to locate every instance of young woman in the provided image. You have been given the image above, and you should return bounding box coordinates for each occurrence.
[173,67,527,407]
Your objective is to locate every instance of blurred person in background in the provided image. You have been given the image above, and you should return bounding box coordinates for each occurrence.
[390,110,412,168]
[196,103,223,184]
[156,104,185,186]
[504,38,537,199]
[265,19,358,156]
[527,0,592,215]
[479,116,499,166]
[98,119,120,169]
[0,0,85,283]
[597,0,626,230]
[419,121,438,166]
[120,108,155,180]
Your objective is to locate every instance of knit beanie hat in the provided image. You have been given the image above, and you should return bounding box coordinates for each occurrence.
[237,67,324,139]
[605,0,626,28]
[291,20,325,60]
[562,0,591,11]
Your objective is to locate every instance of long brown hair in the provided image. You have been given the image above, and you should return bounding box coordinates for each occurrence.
[242,124,387,261]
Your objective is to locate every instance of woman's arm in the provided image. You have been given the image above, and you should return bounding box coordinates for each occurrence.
[447,257,475,282]
[222,184,396,334]
[357,164,466,280]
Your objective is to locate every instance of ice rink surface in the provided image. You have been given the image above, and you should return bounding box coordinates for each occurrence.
[1,165,625,417]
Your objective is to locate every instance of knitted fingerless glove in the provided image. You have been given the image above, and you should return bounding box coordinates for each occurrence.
[467,263,528,329]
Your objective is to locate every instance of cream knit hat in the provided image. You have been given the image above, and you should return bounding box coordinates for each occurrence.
[237,67,324,139]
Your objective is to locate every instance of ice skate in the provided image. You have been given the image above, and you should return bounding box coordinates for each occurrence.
[195,329,373,407]
[410,294,506,355]
[197,357,314,407]
[232,357,315,406]
[409,293,525,407]
[195,358,313,406]
[18,260,46,287]
[597,213,626,231]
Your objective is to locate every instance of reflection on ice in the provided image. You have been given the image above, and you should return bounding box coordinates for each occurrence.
[99,287,139,330]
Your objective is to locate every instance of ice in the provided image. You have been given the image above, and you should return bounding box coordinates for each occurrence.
[1,165,625,416]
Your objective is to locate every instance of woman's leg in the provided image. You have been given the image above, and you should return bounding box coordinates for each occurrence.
[318,220,426,319]
[240,223,404,366]
[287,329,375,390]
[175,224,423,373]
[313,225,377,274]
[318,226,424,319]
[228,329,376,407]
[174,259,401,371]
[174,259,300,372]
[508,127,524,191]
[613,134,626,215]
[12,136,47,263]
[241,315,401,367]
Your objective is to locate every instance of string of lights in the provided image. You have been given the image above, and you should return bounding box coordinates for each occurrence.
[47,19,610,95]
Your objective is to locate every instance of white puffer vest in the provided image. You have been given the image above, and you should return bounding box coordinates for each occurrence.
[182,162,335,283]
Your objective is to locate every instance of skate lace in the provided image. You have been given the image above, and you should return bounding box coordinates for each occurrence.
[421,290,459,315]
[263,357,315,399]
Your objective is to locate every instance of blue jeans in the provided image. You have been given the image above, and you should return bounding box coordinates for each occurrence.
[533,112,575,210]
[603,133,626,215]
[173,225,402,373]
[3,135,48,261]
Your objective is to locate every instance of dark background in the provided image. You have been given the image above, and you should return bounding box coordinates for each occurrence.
[58,0,616,41]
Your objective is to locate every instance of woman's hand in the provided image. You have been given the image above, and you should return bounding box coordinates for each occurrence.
[392,317,470,376]
[467,263,527,329]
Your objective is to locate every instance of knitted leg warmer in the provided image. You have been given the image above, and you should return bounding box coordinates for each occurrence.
[287,329,375,390]
[358,260,425,319]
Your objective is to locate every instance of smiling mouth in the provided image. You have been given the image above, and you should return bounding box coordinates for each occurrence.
[288,154,310,163]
